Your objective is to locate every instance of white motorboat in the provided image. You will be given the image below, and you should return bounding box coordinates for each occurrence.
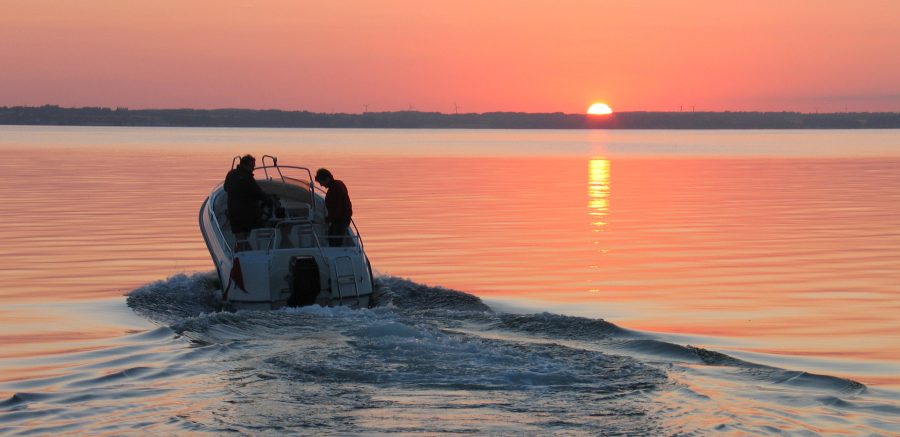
[199,155,374,309]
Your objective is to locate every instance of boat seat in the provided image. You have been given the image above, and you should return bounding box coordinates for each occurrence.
[287,223,316,248]
[247,227,278,251]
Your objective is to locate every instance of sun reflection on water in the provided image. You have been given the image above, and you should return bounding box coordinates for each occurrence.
[588,157,610,229]
[587,157,610,293]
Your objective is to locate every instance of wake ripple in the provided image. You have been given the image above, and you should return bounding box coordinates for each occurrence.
[3,273,894,435]
[125,272,868,395]
[2,271,876,435]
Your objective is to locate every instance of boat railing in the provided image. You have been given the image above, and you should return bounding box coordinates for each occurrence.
[310,184,366,252]
[255,164,318,215]
[260,155,280,182]
[272,218,364,255]
[225,155,367,254]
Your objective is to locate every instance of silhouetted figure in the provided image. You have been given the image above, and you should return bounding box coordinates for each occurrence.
[224,155,271,238]
[315,168,353,247]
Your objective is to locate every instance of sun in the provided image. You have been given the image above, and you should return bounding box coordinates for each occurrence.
[587,102,613,115]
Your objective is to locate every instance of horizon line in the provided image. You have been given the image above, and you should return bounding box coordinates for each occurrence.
[4,104,900,116]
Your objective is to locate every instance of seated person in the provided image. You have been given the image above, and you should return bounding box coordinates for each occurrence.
[224,154,272,240]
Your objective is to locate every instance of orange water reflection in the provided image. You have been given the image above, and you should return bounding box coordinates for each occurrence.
[345,155,900,370]
[587,157,610,293]
[1,130,899,387]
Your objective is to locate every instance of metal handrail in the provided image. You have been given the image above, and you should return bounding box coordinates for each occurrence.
[308,230,362,305]
[251,163,363,255]
[254,163,317,216]
[222,159,362,252]
[312,183,367,252]
[260,155,279,181]
[274,217,363,255]
[231,155,365,251]
[350,220,365,252]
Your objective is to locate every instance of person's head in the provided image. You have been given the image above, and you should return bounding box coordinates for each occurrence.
[239,154,256,172]
[315,168,334,188]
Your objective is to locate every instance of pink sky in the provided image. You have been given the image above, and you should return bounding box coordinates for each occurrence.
[2,0,900,113]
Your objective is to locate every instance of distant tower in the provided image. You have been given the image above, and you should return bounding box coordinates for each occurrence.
[454,103,460,114]
[363,104,370,114]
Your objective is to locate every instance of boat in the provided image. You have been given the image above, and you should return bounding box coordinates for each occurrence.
[199,155,375,309]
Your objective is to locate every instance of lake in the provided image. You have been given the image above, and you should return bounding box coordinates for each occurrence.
[1,126,898,434]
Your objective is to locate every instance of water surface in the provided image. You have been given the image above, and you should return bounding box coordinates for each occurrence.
[1,126,898,434]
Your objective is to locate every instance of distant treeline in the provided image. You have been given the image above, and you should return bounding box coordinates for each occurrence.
[2,105,900,129]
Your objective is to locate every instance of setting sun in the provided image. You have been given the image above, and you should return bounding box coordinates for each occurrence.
[587,102,613,115]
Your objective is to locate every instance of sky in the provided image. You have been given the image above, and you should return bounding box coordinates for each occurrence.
[2,0,900,113]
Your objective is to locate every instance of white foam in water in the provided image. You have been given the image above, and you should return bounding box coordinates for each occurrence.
[0,273,897,435]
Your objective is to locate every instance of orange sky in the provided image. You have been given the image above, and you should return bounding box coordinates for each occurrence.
[2,0,900,113]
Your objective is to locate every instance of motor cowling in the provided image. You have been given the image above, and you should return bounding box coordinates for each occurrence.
[287,256,321,307]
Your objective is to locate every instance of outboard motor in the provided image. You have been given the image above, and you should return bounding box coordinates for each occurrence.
[287,256,321,307]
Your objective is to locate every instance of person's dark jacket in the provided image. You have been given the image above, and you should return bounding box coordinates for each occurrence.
[325,180,352,224]
[224,167,269,233]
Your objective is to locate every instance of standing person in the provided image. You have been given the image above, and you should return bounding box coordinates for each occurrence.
[315,168,353,247]
[224,154,271,239]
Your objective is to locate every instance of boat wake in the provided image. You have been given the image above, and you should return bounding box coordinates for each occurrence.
[118,271,900,435]
[2,272,897,435]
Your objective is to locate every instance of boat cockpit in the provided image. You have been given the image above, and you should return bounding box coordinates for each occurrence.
[210,155,364,256]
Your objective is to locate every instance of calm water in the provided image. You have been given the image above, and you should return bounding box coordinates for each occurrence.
[1,126,898,434]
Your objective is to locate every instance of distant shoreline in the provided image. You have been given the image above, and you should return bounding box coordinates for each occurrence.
[3,105,900,129]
